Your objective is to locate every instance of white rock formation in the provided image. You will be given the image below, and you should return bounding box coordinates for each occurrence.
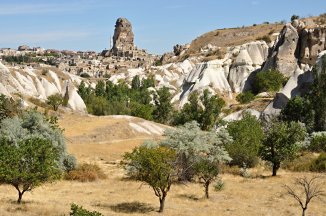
[62,81,87,112]
[223,109,261,122]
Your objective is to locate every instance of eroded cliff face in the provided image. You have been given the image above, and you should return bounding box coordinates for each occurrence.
[298,27,326,65]
[0,62,87,112]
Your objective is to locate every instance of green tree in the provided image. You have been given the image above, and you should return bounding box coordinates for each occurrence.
[161,121,232,182]
[253,69,287,93]
[173,92,203,126]
[95,80,106,97]
[131,75,141,90]
[308,55,326,131]
[47,93,64,111]
[0,137,62,203]
[200,89,225,130]
[192,129,231,198]
[130,102,153,120]
[123,145,176,213]
[280,96,315,132]
[142,74,155,89]
[78,81,88,100]
[227,113,264,167]
[0,110,70,169]
[153,87,173,124]
[260,120,306,176]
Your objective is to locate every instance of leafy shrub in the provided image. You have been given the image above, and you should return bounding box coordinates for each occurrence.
[253,69,287,93]
[309,133,326,152]
[214,178,224,191]
[310,153,326,172]
[236,91,255,104]
[70,203,103,216]
[65,163,106,182]
[63,154,77,172]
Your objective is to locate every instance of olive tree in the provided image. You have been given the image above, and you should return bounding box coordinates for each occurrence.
[161,121,231,198]
[0,110,75,171]
[47,93,64,111]
[0,137,62,203]
[260,120,306,176]
[122,145,176,213]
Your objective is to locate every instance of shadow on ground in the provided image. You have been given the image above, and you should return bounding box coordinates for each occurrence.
[109,201,155,213]
[177,194,201,201]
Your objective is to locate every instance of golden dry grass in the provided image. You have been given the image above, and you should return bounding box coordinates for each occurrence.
[0,113,325,216]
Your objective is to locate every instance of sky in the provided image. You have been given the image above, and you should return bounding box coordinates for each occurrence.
[0,0,325,54]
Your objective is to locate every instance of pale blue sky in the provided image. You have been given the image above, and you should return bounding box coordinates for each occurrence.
[0,0,325,54]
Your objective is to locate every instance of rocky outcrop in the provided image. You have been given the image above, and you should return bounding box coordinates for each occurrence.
[63,81,87,112]
[0,62,87,112]
[298,27,326,65]
[110,18,135,57]
[262,23,299,76]
[228,41,268,92]
[263,51,326,117]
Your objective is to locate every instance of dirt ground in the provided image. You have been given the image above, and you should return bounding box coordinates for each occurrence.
[0,113,325,216]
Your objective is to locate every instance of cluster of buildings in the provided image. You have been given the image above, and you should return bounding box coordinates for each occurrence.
[0,18,158,78]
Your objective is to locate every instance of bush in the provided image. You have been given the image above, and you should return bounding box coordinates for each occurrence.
[214,178,224,191]
[253,69,287,93]
[63,154,77,172]
[309,133,326,152]
[236,91,255,104]
[310,153,326,172]
[65,163,106,182]
[70,203,103,216]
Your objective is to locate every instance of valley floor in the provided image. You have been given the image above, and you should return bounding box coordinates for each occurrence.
[0,113,325,216]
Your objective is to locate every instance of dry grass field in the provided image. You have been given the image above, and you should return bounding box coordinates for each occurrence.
[0,113,325,216]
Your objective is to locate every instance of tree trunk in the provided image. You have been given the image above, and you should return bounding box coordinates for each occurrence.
[272,163,279,176]
[205,181,210,199]
[17,191,23,204]
[302,207,306,216]
[159,195,166,213]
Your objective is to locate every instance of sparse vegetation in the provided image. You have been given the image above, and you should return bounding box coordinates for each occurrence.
[310,153,326,172]
[70,203,103,216]
[256,35,271,43]
[236,91,255,104]
[253,69,287,93]
[284,176,325,216]
[65,163,106,182]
